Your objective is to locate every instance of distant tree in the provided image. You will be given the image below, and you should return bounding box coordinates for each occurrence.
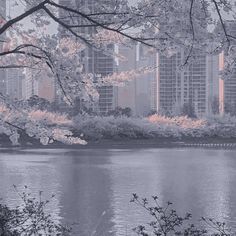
[211,96,220,115]
[156,108,169,117]
[50,100,61,112]
[27,95,51,110]
[107,107,132,117]
[70,97,83,116]
[181,103,197,118]
[225,101,236,116]
[148,110,157,116]
[69,96,98,116]
[122,107,132,117]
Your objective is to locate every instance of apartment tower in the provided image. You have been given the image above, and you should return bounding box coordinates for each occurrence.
[59,0,116,114]
[157,50,219,116]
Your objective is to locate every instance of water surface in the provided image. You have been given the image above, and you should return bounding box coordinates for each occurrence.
[0,148,236,235]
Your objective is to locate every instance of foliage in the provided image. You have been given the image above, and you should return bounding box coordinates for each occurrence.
[0,0,236,144]
[0,104,86,146]
[26,95,51,111]
[1,188,234,236]
[4,105,236,145]
[0,186,71,236]
[28,110,72,126]
[211,97,220,115]
[73,115,159,140]
[224,102,236,116]
[73,114,236,141]
[181,103,197,118]
[107,107,132,117]
[131,194,232,236]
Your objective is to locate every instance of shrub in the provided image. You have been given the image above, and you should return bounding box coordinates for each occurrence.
[73,114,236,141]
[131,194,232,236]
[0,186,71,236]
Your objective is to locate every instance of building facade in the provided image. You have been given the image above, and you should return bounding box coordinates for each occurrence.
[22,69,55,102]
[6,69,24,100]
[58,0,116,115]
[117,43,158,116]
[22,69,39,100]
[116,44,137,114]
[157,50,219,117]
[223,21,236,115]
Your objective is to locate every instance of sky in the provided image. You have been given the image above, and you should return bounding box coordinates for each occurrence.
[8,0,57,35]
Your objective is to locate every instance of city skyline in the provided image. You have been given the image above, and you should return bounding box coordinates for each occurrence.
[0,0,235,118]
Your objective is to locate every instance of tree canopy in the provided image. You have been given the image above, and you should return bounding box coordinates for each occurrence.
[0,0,236,145]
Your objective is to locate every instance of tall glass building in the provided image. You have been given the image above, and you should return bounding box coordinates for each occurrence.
[223,21,236,114]
[117,43,158,116]
[157,50,219,116]
[58,0,116,114]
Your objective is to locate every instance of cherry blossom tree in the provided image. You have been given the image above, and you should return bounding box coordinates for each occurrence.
[0,0,236,145]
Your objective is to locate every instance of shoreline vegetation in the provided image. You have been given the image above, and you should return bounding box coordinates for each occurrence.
[0,110,236,148]
[1,109,236,148]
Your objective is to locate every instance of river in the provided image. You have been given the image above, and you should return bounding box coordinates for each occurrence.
[0,147,236,235]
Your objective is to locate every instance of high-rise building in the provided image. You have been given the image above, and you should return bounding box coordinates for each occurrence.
[223,21,236,114]
[58,0,116,115]
[136,44,157,115]
[22,69,55,102]
[207,51,220,114]
[116,44,136,113]
[157,50,219,116]
[117,43,157,116]
[6,68,24,100]
[22,69,39,100]
[37,76,55,102]
[156,1,220,117]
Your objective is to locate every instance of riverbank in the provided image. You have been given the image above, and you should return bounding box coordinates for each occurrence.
[3,110,236,147]
[1,136,236,149]
[72,138,236,149]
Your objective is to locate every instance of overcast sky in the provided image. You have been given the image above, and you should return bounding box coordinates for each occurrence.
[8,0,57,35]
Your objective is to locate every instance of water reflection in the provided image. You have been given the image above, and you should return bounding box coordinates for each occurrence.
[55,150,115,236]
[0,148,236,235]
[0,150,62,219]
[108,149,236,234]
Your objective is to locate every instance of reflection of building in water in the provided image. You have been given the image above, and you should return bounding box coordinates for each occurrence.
[117,43,158,116]
[1,149,236,234]
[56,150,115,236]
